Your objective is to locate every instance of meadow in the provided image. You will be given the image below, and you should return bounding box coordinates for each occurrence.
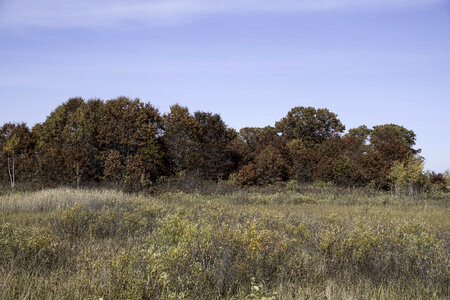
[0,184,448,299]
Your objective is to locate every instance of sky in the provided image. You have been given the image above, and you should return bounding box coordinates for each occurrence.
[0,0,449,172]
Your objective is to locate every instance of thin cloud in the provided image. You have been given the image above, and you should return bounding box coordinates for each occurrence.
[0,0,444,28]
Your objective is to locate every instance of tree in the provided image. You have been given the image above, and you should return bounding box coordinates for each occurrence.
[254,146,288,184]
[239,127,264,153]
[98,97,167,186]
[229,136,251,168]
[102,150,123,185]
[61,99,103,187]
[192,111,236,181]
[362,150,390,189]
[312,136,344,182]
[236,163,258,186]
[337,126,373,186]
[164,106,236,181]
[3,134,19,188]
[0,123,35,188]
[370,124,418,164]
[163,104,199,174]
[363,124,419,189]
[33,98,87,185]
[427,171,447,192]
[371,124,417,150]
[388,156,424,196]
[345,125,372,144]
[287,139,317,182]
[248,127,290,184]
[331,155,353,186]
[276,106,345,144]
[33,97,166,188]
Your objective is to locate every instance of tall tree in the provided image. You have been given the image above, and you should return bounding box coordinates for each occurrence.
[236,127,290,185]
[239,127,264,153]
[0,123,35,188]
[192,111,236,181]
[370,124,418,163]
[334,125,373,186]
[98,97,167,187]
[346,125,372,144]
[313,136,344,182]
[163,106,236,181]
[388,156,425,195]
[276,106,345,144]
[287,139,317,182]
[2,134,19,188]
[33,98,88,186]
[163,104,199,174]
[363,124,419,188]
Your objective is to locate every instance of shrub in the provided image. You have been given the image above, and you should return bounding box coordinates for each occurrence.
[0,223,66,269]
[237,163,258,186]
[52,201,163,240]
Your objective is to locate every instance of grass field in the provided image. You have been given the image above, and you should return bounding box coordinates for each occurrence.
[0,186,449,299]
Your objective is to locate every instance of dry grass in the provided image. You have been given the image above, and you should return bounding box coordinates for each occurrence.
[0,188,128,213]
[0,187,449,299]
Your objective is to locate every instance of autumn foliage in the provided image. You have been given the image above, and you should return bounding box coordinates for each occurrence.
[0,97,445,192]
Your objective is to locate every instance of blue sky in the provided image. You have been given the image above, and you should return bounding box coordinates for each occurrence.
[0,0,449,172]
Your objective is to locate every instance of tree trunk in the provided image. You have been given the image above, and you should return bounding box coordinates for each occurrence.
[7,156,15,189]
[76,162,80,189]
[409,183,414,197]
[12,156,15,188]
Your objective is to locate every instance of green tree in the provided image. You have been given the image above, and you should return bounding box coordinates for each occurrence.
[33,98,87,185]
[164,106,236,181]
[276,106,345,144]
[345,125,372,144]
[192,111,236,181]
[371,124,417,150]
[163,104,199,174]
[332,155,352,186]
[388,156,424,195]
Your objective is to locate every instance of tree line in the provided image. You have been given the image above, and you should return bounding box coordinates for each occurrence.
[0,97,447,192]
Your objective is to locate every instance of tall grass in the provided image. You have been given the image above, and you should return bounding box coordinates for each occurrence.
[0,188,128,213]
[0,187,448,299]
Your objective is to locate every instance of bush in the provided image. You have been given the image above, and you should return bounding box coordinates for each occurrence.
[52,201,163,240]
[237,164,258,186]
[0,223,66,269]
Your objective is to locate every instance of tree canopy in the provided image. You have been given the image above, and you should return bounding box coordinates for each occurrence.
[0,98,441,192]
[275,106,345,144]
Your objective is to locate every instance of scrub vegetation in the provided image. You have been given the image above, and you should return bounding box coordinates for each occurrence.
[0,186,448,299]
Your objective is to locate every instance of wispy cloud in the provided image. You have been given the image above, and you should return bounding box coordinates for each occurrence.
[0,0,444,28]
